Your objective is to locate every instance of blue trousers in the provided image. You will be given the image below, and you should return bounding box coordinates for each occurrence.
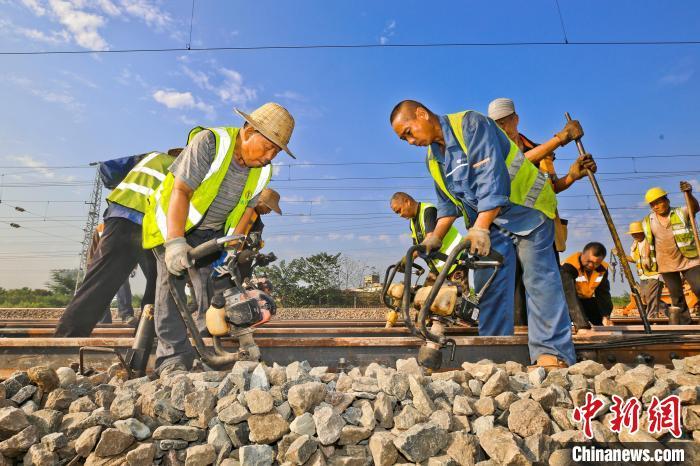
[475,220,576,365]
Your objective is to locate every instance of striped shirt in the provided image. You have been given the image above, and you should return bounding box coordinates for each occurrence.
[170,130,258,231]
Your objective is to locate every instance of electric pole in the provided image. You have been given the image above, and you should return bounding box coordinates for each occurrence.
[74,165,102,294]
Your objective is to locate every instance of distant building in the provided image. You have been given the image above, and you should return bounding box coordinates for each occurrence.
[363,274,380,287]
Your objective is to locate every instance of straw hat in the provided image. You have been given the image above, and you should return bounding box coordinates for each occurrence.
[258,188,282,215]
[627,221,643,235]
[235,102,296,159]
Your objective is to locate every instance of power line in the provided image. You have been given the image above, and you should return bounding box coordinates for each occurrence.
[3,39,700,56]
[553,0,569,44]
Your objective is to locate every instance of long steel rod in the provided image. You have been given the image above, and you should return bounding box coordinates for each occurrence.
[683,190,700,257]
[565,112,652,334]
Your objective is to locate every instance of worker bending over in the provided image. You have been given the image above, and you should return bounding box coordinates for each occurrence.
[142,103,295,373]
[623,222,665,318]
[487,98,596,325]
[55,150,179,337]
[390,192,462,274]
[642,182,700,324]
[561,242,613,329]
[390,100,576,369]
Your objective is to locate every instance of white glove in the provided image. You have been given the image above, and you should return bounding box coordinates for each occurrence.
[164,237,193,276]
[467,227,491,256]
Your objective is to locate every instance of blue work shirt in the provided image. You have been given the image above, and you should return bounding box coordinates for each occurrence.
[104,201,144,225]
[431,111,546,236]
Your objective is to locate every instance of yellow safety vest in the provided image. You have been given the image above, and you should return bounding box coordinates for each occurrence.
[409,202,462,273]
[642,208,698,266]
[106,152,175,214]
[426,111,557,226]
[142,127,272,249]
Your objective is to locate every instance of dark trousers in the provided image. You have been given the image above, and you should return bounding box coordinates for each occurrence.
[560,271,611,327]
[54,218,157,337]
[661,265,700,324]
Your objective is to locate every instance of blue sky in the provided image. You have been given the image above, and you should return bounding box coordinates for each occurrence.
[0,0,699,294]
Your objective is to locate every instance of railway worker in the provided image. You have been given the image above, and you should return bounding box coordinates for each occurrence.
[642,182,700,324]
[387,192,463,327]
[54,150,180,337]
[142,103,295,374]
[389,100,576,369]
[487,97,596,325]
[560,242,613,329]
[620,222,665,318]
[389,192,462,275]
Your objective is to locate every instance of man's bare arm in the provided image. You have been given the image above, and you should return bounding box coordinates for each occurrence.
[167,178,194,240]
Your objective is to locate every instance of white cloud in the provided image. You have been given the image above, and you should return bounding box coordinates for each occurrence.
[15,0,174,51]
[21,0,46,16]
[182,64,257,107]
[0,19,70,45]
[660,69,694,85]
[274,90,306,102]
[96,0,120,16]
[379,19,396,45]
[4,155,75,182]
[60,69,98,88]
[152,89,214,117]
[48,0,109,50]
[2,73,82,112]
[153,89,194,109]
[217,68,257,106]
[119,0,171,28]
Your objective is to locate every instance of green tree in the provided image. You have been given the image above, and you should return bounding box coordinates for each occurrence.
[46,269,79,295]
[258,252,345,307]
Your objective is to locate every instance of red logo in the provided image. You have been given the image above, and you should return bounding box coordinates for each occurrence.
[573,392,605,439]
[609,395,642,434]
[647,394,682,438]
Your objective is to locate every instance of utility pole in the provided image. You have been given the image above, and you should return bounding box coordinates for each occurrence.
[74,165,102,294]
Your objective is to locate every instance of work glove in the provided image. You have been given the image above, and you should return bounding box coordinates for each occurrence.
[555,120,584,146]
[467,227,491,256]
[421,235,443,254]
[680,180,693,193]
[164,237,193,276]
[567,153,596,181]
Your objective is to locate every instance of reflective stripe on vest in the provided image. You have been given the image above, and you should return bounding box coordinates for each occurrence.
[409,202,462,273]
[142,127,272,249]
[426,111,557,221]
[106,152,175,214]
[642,207,698,263]
[630,243,657,277]
[563,252,608,299]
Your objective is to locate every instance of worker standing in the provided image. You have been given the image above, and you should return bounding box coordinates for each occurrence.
[142,103,295,373]
[389,192,462,274]
[641,183,700,324]
[389,100,576,369]
[54,150,179,337]
[620,222,665,318]
[487,98,595,325]
[561,242,613,328]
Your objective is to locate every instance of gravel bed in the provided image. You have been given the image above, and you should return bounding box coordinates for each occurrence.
[0,355,698,465]
[0,308,387,322]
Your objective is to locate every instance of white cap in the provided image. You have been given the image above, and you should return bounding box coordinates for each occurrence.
[488,98,515,121]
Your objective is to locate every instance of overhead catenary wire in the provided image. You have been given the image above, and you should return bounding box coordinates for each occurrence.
[3,39,700,56]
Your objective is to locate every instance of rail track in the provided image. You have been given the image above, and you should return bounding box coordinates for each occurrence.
[0,317,699,377]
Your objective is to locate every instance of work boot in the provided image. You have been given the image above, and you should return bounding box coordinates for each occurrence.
[528,354,569,372]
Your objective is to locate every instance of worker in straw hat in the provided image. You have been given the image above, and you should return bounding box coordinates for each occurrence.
[640,183,700,324]
[619,221,665,318]
[142,102,296,373]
